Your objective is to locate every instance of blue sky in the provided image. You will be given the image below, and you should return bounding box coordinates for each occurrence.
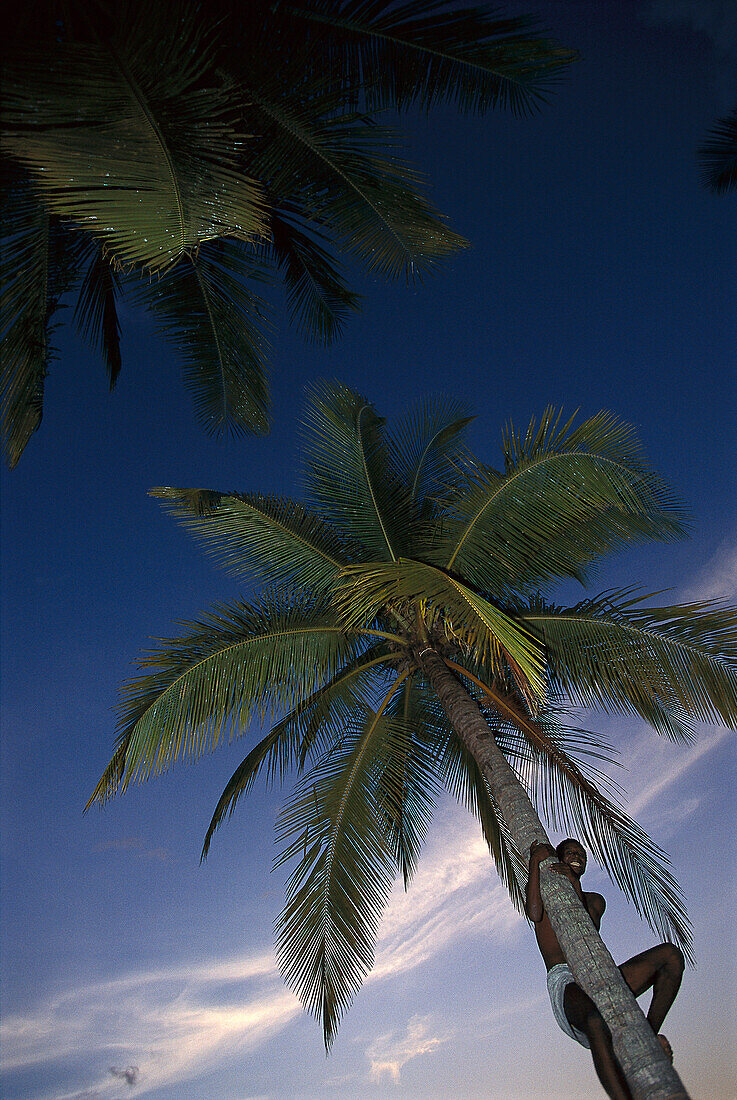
[1,2,736,1097]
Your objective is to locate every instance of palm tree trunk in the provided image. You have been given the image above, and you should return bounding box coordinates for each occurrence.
[418,646,690,1100]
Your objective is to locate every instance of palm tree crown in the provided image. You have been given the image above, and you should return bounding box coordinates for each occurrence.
[89,383,737,1048]
[0,0,575,466]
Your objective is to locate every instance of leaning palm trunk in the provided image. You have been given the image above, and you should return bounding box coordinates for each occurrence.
[419,647,690,1100]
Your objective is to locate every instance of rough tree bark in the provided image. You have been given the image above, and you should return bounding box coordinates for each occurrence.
[418,646,690,1100]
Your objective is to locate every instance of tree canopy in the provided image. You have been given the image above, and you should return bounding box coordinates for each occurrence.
[0,0,575,466]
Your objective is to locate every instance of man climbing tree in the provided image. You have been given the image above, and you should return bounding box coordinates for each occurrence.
[527,838,685,1100]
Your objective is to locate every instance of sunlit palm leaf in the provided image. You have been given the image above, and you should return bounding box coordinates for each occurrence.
[438,409,685,598]
[73,240,122,389]
[133,239,270,435]
[274,703,408,1048]
[150,486,352,594]
[698,108,737,194]
[334,558,546,699]
[522,590,737,730]
[269,210,360,342]
[1,3,266,270]
[282,1,576,114]
[303,381,411,559]
[87,594,362,804]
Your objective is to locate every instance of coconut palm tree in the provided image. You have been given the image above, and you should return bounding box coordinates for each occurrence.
[89,384,737,1096]
[0,0,574,466]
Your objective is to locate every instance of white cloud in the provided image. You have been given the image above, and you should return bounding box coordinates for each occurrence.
[367,1014,449,1083]
[2,811,522,1100]
[625,726,730,822]
[679,539,737,603]
[371,812,523,982]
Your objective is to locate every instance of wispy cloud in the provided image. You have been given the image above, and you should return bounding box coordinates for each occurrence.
[640,1,737,59]
[679,539,737,603]
[367,1014,450,1082]
[1,812,521,1100]
[625,726,730,824]
[91,838,170,865]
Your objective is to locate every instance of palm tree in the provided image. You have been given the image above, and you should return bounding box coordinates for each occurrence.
[0,0,574,467]
[89,383,737,1097]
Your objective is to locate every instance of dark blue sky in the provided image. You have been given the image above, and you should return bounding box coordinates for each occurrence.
[2,3,735,1098]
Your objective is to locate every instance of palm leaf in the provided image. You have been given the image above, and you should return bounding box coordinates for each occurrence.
[1,2,266,270]
[201,647,393,858]
[274,699,408,1048]
[251,87,466,279]
[389,395,474,507]
[73,239,122,389]
[0,180,51,466]
[150,486,352,594]
[302,381,412,559]
[133,239,270,436]
[280,1,576,114]
[87,594,363,805]
[522,591,737,731]
[698,107,737,194]
[334,558,546,699]
[381,674,443,886]
[438,409,686,598]
[269,209,360,342]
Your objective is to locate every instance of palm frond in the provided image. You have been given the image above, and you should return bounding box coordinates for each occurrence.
[133,239,270,436]
[73,239,122,389]
[269,209,360,343]
[251,88,466,279]
[274,701,408,1048]
[381,674,443,886]
[698,107,737,194]
[150,487,352,594]
[1,2,266,270]
[438,409,686,599]
[87,593,363,805]
[389,395,474,507]
[0,180,51,466]
[522,590,737,731]
[201,647,393,859]
[505,713,694,962]
[302,381,412,559]
[334,558,546,700]
[281,1,576,114]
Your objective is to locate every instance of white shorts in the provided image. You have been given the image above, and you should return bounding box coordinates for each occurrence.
[547,963,590,1048]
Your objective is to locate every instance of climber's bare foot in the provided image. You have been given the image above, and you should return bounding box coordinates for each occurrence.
[658,1035,673,1062]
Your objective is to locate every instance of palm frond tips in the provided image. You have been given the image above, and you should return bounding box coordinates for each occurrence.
[389,395,474,507]
[523,591,737,731]
[275,705,410,1048]
[283,2,577,115]
[201,646,394,859]
[150,487,352,593]
[134,240,270,436]
[698,107,737,194]
[1,6,267,271]
[73,241,122,388]
[269,211,360,343]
